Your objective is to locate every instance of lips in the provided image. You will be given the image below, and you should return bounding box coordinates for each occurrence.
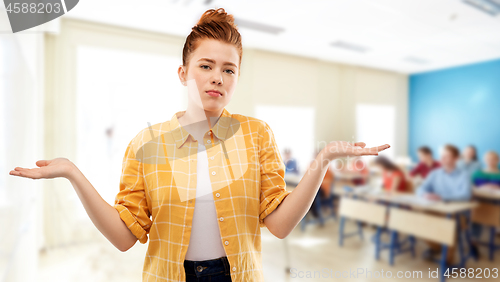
[206,90,222,97]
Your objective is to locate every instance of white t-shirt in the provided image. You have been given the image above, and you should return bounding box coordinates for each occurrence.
[184,142,227,261]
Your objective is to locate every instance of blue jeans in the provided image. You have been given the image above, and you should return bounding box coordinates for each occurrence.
[184,256,232,282]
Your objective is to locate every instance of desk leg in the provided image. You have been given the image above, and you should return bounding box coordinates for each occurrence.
[375,226,382,260]
[389,230,397,266]
[339,217,346,247]
[456,213,465,268]
[440,244,448,282]
[409,235,416,258]
[490,226,496,261]
[357,221,364,241]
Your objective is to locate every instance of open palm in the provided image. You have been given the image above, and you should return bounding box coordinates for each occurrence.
[9,158,74,180]
[322,141,390,161]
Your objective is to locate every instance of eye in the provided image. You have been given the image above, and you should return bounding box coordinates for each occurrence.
[200,65,210,70]
[225,69,235,75]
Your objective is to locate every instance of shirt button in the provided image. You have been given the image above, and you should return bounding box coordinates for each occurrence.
[224,241,229,245]
[208,131,212,135]
[215,193,220,197]
[212,171,216,175]
[207,140,211,144]
[232,267,236,271]
[210,156,214,160]
[219,217,224,221]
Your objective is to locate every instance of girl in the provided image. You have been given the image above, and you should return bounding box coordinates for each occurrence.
[374,155,408,193]
[9,8,390,282]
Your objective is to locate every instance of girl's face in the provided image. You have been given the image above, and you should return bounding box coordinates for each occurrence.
[178,39,239,114]
[484,152,499,169]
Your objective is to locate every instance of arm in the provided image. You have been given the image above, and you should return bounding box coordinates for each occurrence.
[409,163,421,177]
[264,153,329,239]
[390,175,402,193]
[416,170,435,197]
[68,165,139,251]
[264,141,390,239]
[9,158,138,252]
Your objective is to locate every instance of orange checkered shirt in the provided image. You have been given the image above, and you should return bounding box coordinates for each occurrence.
[113,107,292,281]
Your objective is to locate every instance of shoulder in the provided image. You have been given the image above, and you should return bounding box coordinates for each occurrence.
[230,113,269,129]
[428,168,442,178]
[230,113,275,139]
[128,120,171,155]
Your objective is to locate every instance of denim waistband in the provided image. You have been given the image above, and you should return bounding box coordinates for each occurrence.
[184,256,230,278]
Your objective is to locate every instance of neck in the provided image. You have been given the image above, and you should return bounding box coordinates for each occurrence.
[180,102,223,129]
[443,164,456,173]
[485,167,500,173]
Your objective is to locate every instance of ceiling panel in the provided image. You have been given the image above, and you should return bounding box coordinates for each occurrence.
[61,0,500,74]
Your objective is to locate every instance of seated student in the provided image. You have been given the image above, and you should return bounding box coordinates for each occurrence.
[410,146,440,179]
[472,151,500,189]
[374,156,408,193]
[346,156,369,186]
[470,151,500,248]
[283,148,299,174]
[457,145,482,177]
[416,144,472,264]
[416,144,472,201]
[308,151,334,227]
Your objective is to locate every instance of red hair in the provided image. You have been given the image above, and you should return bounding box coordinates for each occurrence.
[182,8,242,75]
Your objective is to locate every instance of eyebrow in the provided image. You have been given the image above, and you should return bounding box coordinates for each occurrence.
[197,58,237,68]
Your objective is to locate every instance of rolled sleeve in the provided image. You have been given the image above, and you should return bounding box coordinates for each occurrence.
[258,121,292,228]
[113,137,152,244]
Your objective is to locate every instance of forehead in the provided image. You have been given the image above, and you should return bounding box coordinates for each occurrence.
[190,39,239,65]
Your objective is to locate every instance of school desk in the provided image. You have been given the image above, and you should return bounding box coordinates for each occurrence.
[335,186,478,282]
[472,188,500,261]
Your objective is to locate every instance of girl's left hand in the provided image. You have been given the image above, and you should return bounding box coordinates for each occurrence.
[320,141,390,162]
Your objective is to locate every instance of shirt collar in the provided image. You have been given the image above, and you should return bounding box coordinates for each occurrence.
[442,166,460,175]
[169,107,233,149]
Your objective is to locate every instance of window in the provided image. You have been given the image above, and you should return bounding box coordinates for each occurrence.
[75,45,183,218]
[356,104,395,160]
[255,105,315,174]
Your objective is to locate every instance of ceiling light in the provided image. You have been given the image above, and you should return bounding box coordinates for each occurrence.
[329,40,369,53]
[233,18,285,35]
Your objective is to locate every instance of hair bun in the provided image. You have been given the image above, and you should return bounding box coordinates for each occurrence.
[196,8,237,28]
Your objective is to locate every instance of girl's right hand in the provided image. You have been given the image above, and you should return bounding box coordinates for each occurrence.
[9,158,76,180]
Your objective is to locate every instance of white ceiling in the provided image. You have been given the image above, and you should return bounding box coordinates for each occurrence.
[64,0,500,74]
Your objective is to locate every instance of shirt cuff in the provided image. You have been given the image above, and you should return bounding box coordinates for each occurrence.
[259,190,292,228]
[114,204,149,244]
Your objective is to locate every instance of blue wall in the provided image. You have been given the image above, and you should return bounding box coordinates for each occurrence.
[409,58,500,163]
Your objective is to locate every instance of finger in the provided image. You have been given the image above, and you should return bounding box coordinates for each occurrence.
[364,144,389,155]
[360,148,380,156]
[354,142,366,148]
[13,168,42,179]
[14,167,28,171]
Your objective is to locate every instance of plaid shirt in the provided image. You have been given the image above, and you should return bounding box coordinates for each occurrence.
[113,107,292,281]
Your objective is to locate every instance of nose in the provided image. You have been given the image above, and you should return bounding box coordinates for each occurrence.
[211,73,223,85]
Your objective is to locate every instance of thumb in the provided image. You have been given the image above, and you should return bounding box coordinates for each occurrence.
[36,160,50,167]
[354,142,366,148]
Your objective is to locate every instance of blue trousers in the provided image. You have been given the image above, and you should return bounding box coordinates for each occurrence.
[184,256,232,282]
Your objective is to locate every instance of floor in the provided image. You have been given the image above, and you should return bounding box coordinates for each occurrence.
[39,213,500,282]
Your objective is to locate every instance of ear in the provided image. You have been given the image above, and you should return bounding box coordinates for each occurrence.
[178,65,187,86]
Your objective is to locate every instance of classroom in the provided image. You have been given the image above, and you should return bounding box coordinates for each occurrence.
[2,1,500,282]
